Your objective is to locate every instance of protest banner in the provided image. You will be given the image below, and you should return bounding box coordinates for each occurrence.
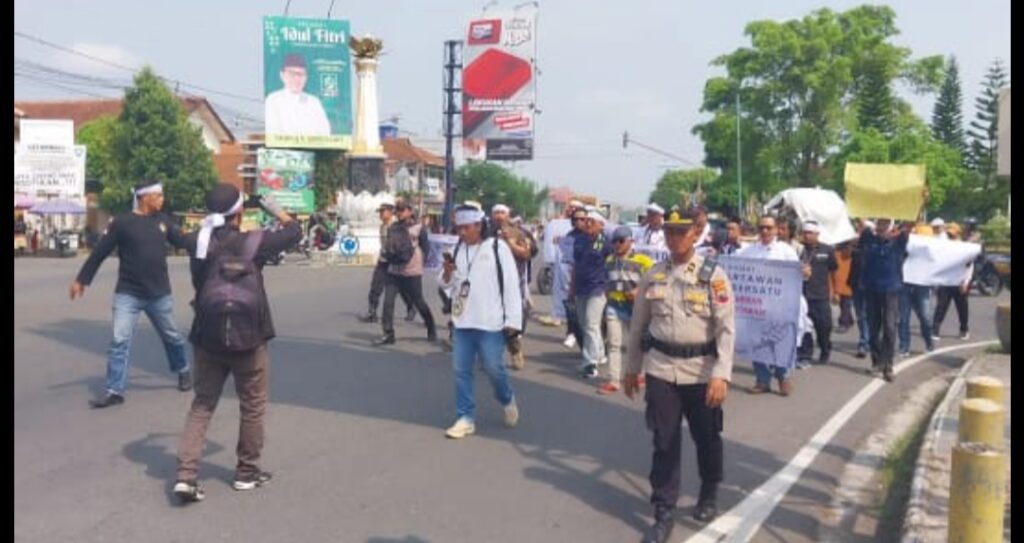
[764,188,858,245]
[844,163,925,221]
[718,256,803,369]
[902,235,982,287]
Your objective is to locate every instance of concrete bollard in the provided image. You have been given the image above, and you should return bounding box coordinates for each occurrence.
[965,376,1005,405]
[948,442,1007,543]
[958,398,1005,449]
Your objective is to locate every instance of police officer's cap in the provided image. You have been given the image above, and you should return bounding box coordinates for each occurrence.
[663,208,698,232]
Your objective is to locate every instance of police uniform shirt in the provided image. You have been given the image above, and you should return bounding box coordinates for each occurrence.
[626,253,735,385]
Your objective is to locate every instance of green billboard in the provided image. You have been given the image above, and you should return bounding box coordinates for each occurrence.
[257,148,316,214]
[263,16,352,149]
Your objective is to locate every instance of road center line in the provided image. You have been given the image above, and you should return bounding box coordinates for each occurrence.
[684,340,997,543]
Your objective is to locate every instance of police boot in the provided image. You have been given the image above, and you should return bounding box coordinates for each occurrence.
[641,505,676,543]
[693,484,719,523]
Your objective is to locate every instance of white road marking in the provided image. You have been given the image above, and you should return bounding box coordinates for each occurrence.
[684,341,997,543]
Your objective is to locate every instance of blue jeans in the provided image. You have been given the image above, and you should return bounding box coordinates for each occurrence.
[452,328,515,422]
[852,289,870,352]
[753,362,789,387]
[899,284,935,353]
[576,294,607,368]
[105,293,189,395]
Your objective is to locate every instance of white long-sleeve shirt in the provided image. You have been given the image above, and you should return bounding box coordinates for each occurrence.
[265,90,331,136]
[438,238,523,332]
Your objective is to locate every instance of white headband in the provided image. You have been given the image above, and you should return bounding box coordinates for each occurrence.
[454,209,485,226]
[803,222,820,234]
[492,204,510,215]
[196,193,245,260]
[133,184,163,211]
[587,210,606,224]
[647,203,665,215]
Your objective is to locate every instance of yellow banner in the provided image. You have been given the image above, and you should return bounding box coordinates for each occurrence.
[844,163,926,221]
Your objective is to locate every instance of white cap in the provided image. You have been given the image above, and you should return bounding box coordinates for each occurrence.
[930,217,945,227]
[377,195,396,209]
[587,210,607,224]
[803,220,821,233]
[646,203,665,215]
[492,204,511,215]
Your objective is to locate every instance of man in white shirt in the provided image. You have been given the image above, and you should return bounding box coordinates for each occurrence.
[737,215,803,397]
[438,204,522,439]
[265,53,332,136]
[636,203,667,249]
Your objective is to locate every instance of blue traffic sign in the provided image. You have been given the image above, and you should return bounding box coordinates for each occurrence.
[339,235,359,256]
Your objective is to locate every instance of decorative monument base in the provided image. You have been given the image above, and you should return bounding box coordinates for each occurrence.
[348,156,386,195]
[336,189,395,260]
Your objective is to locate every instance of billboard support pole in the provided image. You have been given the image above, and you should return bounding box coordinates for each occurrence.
[442,40,463,231]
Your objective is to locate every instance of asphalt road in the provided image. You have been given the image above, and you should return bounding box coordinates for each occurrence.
[14,256,1008,543]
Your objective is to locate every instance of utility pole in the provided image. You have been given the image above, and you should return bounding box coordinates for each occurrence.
[442,40,463,231]
[736,88,743,219]
[622,130,705,202]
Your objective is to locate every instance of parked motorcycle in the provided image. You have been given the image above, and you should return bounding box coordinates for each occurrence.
[971,252,1005,297]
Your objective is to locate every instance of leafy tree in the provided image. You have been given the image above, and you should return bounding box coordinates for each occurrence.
[76,115,118,187]
[102,67,218,213]
[648,168,718,211]
[694,5,943,190]
[454,162,545,219]
[314,150,346,211]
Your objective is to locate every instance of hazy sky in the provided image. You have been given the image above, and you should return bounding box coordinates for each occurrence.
[14,0,1011,207]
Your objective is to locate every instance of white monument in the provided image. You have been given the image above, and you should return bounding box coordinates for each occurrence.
[337,35,391,260]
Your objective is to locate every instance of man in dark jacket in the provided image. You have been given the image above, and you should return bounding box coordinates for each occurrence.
[859,218,911,382]
[172,184,302,503]
[374,201,437,346]
[70,179,193,408]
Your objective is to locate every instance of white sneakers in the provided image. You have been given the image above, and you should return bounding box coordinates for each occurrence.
[445,417,476,439]
[562,335,578,349]
[504,398,519,427]
[445,398,519,439]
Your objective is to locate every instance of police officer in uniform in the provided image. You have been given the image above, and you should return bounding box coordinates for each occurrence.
[623,208,735,543]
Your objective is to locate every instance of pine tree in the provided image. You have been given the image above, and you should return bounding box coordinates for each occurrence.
[931,56,966,162]
[967,59,1009,184]
[857,60,897,136]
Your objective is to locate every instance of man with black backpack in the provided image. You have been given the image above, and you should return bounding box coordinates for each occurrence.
[373,200,438,346]
[172,184,301,503]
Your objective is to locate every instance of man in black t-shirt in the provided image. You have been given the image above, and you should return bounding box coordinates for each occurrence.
[797,220,839,365]
[71,180,193,409]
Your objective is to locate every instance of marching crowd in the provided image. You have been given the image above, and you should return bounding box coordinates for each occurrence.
[64,179,984,542]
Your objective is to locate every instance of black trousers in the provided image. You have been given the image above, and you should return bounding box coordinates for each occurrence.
[368,261,412,314]
[382,274,436,337]
[933,286,969,335]
[798,299,833,361]
[645,375,723,508]
[838,296,854,329]
[866,291,900,370]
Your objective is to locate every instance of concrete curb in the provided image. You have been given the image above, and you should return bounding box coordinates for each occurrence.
[819,370,955,542]
[900,359,976,543]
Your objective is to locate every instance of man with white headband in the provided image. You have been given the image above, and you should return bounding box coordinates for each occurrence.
[930,217,947,239]
[438,204,522,439]
[491,203,537,370]
[636,202,667,249]
[172,183,301,503]
[798,220,838,366]
[71,179,194,409]
[570,208,612,378]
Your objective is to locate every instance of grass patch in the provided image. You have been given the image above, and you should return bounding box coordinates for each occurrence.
[985,344,1008,354]
[873,393,944,542]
